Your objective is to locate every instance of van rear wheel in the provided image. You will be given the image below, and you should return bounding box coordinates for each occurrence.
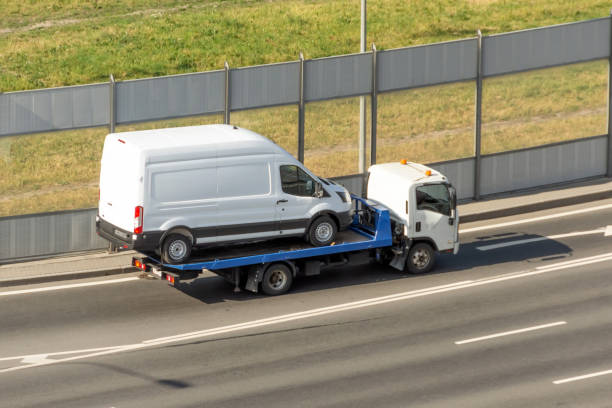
[162,234,192,264]
[308,216,337,247]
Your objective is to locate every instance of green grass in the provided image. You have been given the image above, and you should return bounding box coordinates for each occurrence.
[0,0,610,216]
[1,0,610,91]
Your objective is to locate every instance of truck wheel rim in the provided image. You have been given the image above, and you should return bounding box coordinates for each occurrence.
[169,240,187,260]
[269,270,286,289]
[315,223,333,242]
[412,249,430,269]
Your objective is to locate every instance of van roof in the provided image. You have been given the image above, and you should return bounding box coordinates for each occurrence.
[368,162,447,185]
[107,124,288,161]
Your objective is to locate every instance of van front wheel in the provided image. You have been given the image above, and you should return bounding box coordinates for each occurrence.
[162,234,192,264]
[308,216,337,247]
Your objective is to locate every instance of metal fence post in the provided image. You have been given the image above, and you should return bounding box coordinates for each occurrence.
[109,74,116,133]
[224,61,231,125]
[370,44,377,166]
[608,10,612,177]
[298,52,306,163]
[474,30,483,200]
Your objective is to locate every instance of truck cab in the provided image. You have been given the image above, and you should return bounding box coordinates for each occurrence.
[366,161,459,273]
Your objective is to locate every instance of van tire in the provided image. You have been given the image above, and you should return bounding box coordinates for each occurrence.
[406,242,435,274]
[308,216,337,247]
[162,234,192,264]
[261,264,293,296]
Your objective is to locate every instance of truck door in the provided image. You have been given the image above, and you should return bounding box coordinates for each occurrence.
[412,183,456,252]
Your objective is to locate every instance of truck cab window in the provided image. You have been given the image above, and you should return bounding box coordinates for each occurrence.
[416,184,451,216]
[280,165,316,196]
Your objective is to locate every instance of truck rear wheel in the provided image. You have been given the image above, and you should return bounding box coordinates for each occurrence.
[261,263,293,296]
[162,234,192,264]
[406,243,435,274]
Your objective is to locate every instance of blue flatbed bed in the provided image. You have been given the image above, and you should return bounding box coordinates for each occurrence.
[133,197,396,294]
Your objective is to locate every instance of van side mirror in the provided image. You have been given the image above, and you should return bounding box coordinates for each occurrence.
[314,182,324,198]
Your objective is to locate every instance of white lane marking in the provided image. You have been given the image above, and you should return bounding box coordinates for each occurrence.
[455,321,567,345]
[459,203,612,234]
[535,252,612,270]
[0,277,139,297]
[476,229,605,251]
[554,369,612,384]
[21,355,55,364]
[0,345,124,362]
[2,251,612,374]
[605,225,612,237]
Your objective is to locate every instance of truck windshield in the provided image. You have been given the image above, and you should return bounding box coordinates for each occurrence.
[415,184,451,216]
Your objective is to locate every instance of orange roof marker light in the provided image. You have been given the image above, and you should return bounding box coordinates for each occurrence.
[425,170,432,176]
[400,159,407,165]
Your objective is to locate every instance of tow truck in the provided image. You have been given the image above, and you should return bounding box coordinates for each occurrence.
[132,161,460,295]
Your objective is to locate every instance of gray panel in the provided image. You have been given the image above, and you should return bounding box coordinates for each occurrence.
[116,71,225,124]
[429,158,475,201]
[483,18,610,77]
[331,174,365,197]
[0,84,109,137]
[230,62,299,110]
[304,53,372,102]
[378,39,477,92]
[480,136,607,195]
[0,209,106,262]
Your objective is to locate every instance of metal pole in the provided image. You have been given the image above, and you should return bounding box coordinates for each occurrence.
[607,10,612,177]
[224,61,231,125]
[298,52,305,163]
[474,30,483,200]
[109,74,116,133]
[370,44,377,166]
[359,0,367,173]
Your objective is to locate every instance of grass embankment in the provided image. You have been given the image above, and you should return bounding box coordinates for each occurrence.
[0,0,609,216]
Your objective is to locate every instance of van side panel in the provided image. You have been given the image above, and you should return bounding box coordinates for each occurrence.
[145,158,218,241]
[212,156,279,243]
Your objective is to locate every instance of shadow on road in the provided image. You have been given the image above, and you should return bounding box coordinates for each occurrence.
[171,233,573,304]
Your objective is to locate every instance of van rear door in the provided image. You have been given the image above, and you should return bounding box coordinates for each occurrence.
[99,135,142,233]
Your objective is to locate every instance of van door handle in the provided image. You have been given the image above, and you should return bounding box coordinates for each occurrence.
[276,199,288,204]
[415,222,421,232]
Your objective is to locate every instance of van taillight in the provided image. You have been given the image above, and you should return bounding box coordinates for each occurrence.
[134,206,143,234]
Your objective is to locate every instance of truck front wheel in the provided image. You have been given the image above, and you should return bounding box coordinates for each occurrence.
[261,263,293,296]
[162,234,192,264]
[406,243,435,274]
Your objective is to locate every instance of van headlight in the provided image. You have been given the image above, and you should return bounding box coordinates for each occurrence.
[336,191,351,203]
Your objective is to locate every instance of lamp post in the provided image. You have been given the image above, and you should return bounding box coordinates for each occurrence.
[359,0,367,174]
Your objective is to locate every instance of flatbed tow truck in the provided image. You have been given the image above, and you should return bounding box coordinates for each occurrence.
[132,197,403,295]
[130,161,460,295]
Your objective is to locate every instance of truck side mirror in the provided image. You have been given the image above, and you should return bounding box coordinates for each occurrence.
[449,185,457,209]
[314,182,324,198]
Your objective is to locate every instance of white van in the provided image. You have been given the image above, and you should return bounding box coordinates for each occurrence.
[96,125,353,264]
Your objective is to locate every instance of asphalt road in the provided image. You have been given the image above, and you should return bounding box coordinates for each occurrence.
[1,199,612,407]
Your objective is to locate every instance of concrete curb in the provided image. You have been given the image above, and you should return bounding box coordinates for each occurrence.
[0,266,139,288]
[459,189,612,224]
